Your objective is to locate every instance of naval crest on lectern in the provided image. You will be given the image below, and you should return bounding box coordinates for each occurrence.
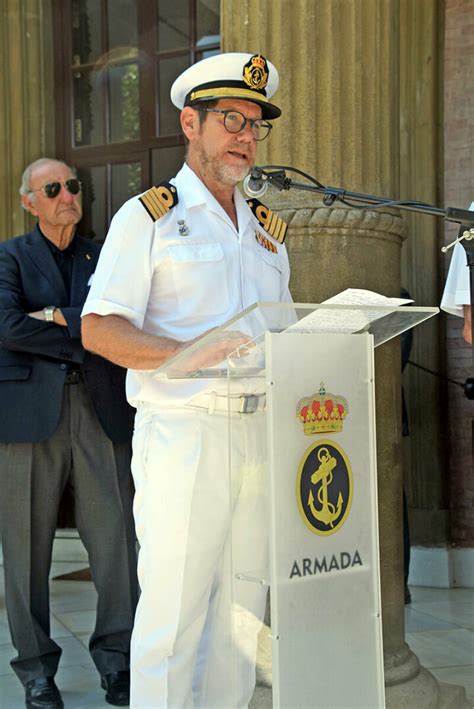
[297,382,349,435]
[296,440,353,536]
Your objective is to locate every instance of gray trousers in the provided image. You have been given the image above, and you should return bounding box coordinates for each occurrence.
[0,379,138,685]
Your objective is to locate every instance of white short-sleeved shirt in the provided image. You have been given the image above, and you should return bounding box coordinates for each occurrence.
[82,163,292,407]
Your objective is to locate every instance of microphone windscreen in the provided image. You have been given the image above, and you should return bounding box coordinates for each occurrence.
[242,173,268,199]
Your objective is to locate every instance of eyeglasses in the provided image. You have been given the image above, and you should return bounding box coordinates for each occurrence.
[199,108,273,141]
[30,178,82,199]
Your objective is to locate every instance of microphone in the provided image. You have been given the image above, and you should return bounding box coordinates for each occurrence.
[243,167,268,198]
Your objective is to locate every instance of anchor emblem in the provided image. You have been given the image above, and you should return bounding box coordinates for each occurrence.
[296,440,353,536]
[308,447,343,527]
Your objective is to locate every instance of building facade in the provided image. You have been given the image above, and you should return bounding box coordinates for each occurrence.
[0,0,472,705]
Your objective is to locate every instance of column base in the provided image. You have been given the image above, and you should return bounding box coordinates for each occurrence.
[385,643,470,708]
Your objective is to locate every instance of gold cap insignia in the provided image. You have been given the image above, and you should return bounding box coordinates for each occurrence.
[242,54,269,92]
[297,382,349,435]
[139,181,178,222]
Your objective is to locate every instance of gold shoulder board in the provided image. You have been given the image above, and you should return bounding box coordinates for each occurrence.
[246,198,288,244]
[139,181,178,222]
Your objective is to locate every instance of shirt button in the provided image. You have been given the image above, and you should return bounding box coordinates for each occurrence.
[60,363,67,370]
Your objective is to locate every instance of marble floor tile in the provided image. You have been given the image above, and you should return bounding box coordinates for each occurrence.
[0,671,24,709]
[54,609,96,635]
[431,666,474,704]
[410,586,474,604]
[50,561,92,578]
[49,578,94,596]
[56,636,94,669]
[404,606,459,632]
[414,601,474,628]
[406,628,474,668]
[50,615,74,639]
[50,588,98,613]
[55,664,111,708]
[0,642,15,678]
[0,637,93,684]
[0,664,110,709]
[0,619,14,646]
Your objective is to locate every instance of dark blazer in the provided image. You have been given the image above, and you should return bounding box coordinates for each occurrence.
[0,225,134,443]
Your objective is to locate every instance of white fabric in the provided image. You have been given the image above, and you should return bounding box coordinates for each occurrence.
[440,201,474,316]
[170,52,279,110]
[440,242,470,316]
[130,404,268,708]
[82,162,292,408]
[82,163,292,707]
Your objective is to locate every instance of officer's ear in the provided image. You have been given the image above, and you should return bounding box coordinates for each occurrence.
[181,107,200,142]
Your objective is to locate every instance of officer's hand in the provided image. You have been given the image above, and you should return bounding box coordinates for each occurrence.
[173,329,255,373]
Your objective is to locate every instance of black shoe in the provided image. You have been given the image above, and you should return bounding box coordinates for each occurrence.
[24,677,63,709]
[100,670,130,706]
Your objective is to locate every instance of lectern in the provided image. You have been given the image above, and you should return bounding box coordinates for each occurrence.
[155,301,438,709]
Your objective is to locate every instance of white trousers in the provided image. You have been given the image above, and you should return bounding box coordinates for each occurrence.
[130,404,268,709]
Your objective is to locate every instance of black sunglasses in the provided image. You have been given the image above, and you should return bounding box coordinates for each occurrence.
[31,178,82,199]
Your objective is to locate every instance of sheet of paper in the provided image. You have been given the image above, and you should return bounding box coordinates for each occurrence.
[285,288,413,334]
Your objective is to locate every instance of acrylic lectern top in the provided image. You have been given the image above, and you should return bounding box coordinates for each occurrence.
[154,301,438,379]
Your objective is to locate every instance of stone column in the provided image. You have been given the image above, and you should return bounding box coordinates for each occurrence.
[0,0,55,242]
[222,1,465,706]
[399,0,447,549]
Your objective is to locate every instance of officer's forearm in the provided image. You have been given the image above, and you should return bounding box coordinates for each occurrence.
[81,313,183,369]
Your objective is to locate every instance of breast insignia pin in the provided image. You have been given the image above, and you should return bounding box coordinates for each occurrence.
[178,219,190,236]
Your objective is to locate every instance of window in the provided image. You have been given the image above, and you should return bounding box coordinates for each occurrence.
[53,0,220,238]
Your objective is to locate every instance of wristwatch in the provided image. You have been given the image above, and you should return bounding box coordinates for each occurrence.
[43,306,56,322]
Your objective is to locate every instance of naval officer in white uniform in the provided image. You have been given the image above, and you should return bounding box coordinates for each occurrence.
[441,202,473,344]
[81,52,292,708]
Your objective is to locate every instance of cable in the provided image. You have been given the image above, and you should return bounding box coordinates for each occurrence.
[407,359,465,390]
[260,164,326,189]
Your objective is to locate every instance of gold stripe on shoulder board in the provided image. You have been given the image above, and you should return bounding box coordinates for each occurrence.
[246,198,288,244]
[139,182,178,222]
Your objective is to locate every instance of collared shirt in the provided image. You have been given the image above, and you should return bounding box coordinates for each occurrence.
[82,163,292,407]
[41,230,76,295]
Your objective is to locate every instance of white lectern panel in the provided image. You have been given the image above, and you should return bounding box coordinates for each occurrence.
[152,303,438,708]
[265,332,384,708]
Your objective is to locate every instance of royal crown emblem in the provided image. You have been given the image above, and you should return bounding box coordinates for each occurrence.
[297,382,349,435]
[242,54,269,91]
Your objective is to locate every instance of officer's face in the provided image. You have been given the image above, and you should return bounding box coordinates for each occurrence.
[185,98,262,188]
[22,161,83,232]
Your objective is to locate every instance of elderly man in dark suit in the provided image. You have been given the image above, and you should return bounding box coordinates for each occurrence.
[0,158,138,709]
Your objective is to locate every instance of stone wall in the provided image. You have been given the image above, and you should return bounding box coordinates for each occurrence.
[443,0,474,547]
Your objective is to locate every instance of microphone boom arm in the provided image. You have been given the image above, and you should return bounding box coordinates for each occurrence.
[259,164,474,398]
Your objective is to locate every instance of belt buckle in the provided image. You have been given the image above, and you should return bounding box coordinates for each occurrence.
[239,395,259,414]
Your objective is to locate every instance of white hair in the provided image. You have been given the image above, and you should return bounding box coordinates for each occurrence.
[19,158,76,208]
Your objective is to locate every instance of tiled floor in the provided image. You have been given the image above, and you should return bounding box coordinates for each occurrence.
[0,562,472,708]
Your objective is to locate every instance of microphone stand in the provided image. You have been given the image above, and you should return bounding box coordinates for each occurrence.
[256,165,474,399]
